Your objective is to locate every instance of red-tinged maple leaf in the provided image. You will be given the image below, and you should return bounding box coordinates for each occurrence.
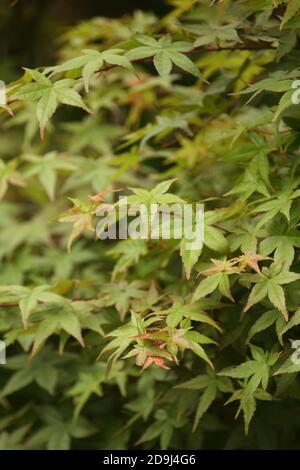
[234,253,271,274]
[200,258,239,276]
[142,355,171,371]
[88,187,122,202]
[132,326,164,340]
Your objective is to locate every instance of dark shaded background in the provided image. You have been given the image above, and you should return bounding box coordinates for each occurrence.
[0,0,170,80]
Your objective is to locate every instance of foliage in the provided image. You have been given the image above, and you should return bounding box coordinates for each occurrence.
[0,0,300,450]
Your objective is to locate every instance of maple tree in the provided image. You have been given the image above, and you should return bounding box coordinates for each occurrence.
[0,0,300,450]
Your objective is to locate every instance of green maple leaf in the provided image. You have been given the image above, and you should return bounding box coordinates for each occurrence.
[12,69,92,138]
[23,152,77,201]
[45,48,133,91]
[244,264,300,320]
[0,159,25,199]
[126,34,202,79]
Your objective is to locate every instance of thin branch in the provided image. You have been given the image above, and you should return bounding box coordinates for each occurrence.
[6,41,276,106]
[95,42,276,75]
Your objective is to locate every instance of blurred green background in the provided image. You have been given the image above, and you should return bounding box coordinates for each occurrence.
[0,0,170,81]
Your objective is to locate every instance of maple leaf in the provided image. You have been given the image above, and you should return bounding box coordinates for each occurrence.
[59,198,96,252]
[126,34,202,79]
[142,355,171,371]
[0,159,25,199]
[243,265,300,321]
[12,69,93,138]
[200,258,239,276]
[234,253,271,274]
